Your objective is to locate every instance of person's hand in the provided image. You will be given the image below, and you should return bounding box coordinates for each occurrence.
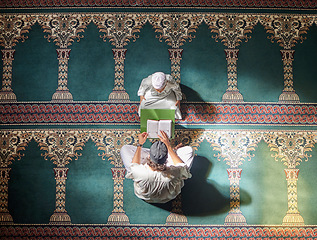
[158,131,171,148]
[138,132,148,145]
[159,131,184,165]
[140,96,145,104]
[175,100,180,108]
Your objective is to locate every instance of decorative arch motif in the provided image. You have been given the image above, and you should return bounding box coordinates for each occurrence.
[148,13,203,49]
[173,129,205,152]
[204,14,259,49]
[90,129,137,167]
[204,14,258,103]
[0,14,37,49]
[259,15,314,50]
[263,131,315,168]
[90,129,137,225]
[0,130,33,224]
[206,131,262,168]
[0,131,33,168]
[0,14,37,102]
[259,15,315,103]
[33,130,89,167]
[92,13,147,49]
[263,131,315,226]
[37,14,91,102]
[205,130,262,225]
[166,129,205,225]
[0,12,316,104]
[92,13,147,101]
[149,13,203,85]
[37,14,91,48]
[0,129,316,226]
[33,130,90,224]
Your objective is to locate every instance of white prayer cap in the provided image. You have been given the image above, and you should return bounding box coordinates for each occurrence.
[151,72,166,90]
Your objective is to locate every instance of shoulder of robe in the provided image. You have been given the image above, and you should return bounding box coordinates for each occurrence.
[165,74,174,82]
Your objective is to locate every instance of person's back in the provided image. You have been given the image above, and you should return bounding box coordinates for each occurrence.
[126,158,191,203]
[121,131,194,203]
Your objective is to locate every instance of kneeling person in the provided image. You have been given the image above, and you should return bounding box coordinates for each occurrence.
[120,131,194,203]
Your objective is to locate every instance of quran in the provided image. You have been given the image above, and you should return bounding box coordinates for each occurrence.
[140,109,175,138]
[147,119,172,138]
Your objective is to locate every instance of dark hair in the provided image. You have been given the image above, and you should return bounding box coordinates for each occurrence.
[146,157,166,172]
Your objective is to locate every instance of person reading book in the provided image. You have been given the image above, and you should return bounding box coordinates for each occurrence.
[138,72,182,119]
[120,131,194,203]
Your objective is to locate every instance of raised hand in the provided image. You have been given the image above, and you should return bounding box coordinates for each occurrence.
[158,131,171,148]
[138,132,148,145]
[159,131,184,165]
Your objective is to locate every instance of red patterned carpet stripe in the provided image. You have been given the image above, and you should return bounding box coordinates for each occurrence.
[1,0,317,8]
[1,103,317,125]
[0,226,317,238]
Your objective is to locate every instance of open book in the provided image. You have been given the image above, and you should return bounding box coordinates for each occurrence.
[147,119,172,138]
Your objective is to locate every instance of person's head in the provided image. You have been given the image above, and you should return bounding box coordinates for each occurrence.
[151,72,167,92]
[147,141,168,171]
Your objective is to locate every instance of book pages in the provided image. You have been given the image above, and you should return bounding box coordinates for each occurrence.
[147,120,159,138]
[158,120,172,138]
[147,119,172,138]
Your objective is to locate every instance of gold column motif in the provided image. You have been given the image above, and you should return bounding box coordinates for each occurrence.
[34,130,89,224]
[91,130,137,224]
[51,48,73,102]
[222,49,243,102]
[259,15,314,103]
[0,49,16,101]
[278,50,299,103]
[225,168,246,225]
[50,167,71,224]
[168,49,183,84]
[166,194,188,225]
[0,168,13,224]
[206,131,262,225]
[37,13,91,102]
[166,129,205,225]
[107,167,129,224]
[283,168,304,225]
[92,13,147,101]
[204,14,258,103]
[108,48,129,101]
[263,131,315,225]
[149,13,203,97]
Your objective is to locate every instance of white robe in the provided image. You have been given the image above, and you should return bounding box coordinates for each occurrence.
[137,74,182,119]
[120,145,194,203]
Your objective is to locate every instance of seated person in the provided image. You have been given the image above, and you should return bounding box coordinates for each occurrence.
[138,72,182,120]
[120,131,194,203]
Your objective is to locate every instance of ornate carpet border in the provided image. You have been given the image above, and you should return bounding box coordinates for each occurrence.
[1,0,317,9]
[1,225,317,238]
[1,102,317,126]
